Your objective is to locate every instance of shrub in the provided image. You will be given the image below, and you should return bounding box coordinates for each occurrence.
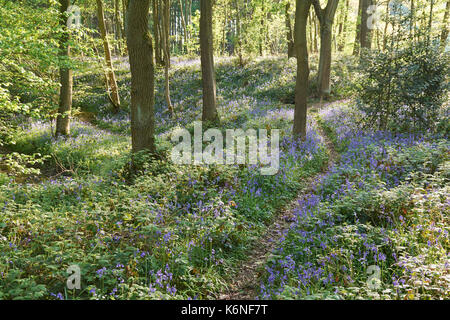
[357,41,449,132]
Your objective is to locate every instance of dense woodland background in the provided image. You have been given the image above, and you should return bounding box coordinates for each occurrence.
[0,0,448,300]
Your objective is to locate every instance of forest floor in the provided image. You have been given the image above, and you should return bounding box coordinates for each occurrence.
[1,56,448,300]
[219,104,340,299]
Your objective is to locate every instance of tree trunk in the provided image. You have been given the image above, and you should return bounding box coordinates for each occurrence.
[222,2,227,55]
[186,0,192,41]
[383,0,389,50]
[114,0,122,53]
[360,0,372,50]
[293,0,312,140]
[353,0,363,55]
[313,0,340,99]
[178,0,189,54]
[126,0,156,153]
[427,0,435,47]
[338,0,349,51]
[96,0,121,112]
[235,0,244,66]
[259,0,265,56]
[410,0,415,39]
[153,0,163,65]
[200,0,218,123]
[56,0,73,137]
[309,10,314,54]
[122,0,129,54]
[317,22,332,98]
[286,2,296,58]
[441,0,450,49]
[162,0,174,115]
[313,13,318,52]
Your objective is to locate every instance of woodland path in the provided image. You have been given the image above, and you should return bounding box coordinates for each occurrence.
[218,103,339,300]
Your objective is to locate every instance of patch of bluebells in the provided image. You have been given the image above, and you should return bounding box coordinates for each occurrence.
[260,104,449,300]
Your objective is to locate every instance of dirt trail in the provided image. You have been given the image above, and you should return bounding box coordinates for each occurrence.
[218,107,339,300]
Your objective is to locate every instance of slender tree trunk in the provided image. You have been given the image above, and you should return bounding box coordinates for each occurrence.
[293,0,312,140]
[441,0,450,49]
[383,0,389,50]
[309,10,314,54]
[222,2,227,55]
[360,0,372,50]
[121,0,129,54]
[286,2,296,58]
[96,0,121,112]
[178,0,188,54]
[114,0,122,54]
[56,0,72,137]
[200,0,218,123]
[338,0,349,51]
[126,0,155,153]
[153,0,163,65]
[313,13,318,52]
[187,0,192,41]
[317,23,333,98]
[353,0,363,55]
[259,0,265,56]
[313,0,340,99]
[337,16,343,51]
[427,0,435,47]
[235,0,244,66]
[410,0,415,39]
[162,0,174,115]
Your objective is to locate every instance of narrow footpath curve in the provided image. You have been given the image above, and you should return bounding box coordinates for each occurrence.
[218,110,339,300]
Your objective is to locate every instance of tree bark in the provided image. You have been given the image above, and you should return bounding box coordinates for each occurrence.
[441,0,450,49]
[235,0,244,66]
[286,2,296,58]
[56,0,73,137]
[410,0,415,39]
[122,0,130,37]
[338,0,349,51]
[313,12,318,52]
[427,0,435,47]
[383,0,389,50]
[126,0,156,153]
[122,0,129,53]
[178,0,189,54]
[200,0,218,123]
[312,0,340,99]
[259,0,265,56]
[293,0,312,140]
[222,1,227,55]
[153,0,163,66]
[360,0,372,50]
[353,0,363,55]
[96,0,121,112]
[162,0,174,115]
[114,0,122,50]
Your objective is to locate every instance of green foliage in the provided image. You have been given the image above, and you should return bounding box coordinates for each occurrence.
[0,56,329,300]
[357,41,449,132]
[260,105,449,300]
